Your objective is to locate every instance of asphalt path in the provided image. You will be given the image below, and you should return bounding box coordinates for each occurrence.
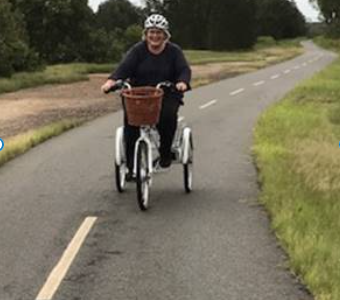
[0,41,337,300]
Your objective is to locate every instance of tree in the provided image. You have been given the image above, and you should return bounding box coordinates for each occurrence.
[123,24,143,50]
[256,0,307,40]
[310,0,340,36]
[96,0,142,33]
[207,0,257,50]
[0,0,39,76]
[11,0,96,63]
[144,0,165,14]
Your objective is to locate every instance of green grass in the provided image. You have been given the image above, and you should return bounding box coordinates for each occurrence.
[0,119,84,167]
[0,63,114,94]
[253,39,340,300]
[185,38,303,65]
[314,36,340,52]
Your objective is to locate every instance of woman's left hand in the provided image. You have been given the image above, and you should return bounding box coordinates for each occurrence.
[176,82,188,92]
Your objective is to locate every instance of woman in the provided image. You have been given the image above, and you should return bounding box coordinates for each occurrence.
[101,14,191,176]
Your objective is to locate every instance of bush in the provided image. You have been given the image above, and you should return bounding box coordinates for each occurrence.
[256,36,277,48]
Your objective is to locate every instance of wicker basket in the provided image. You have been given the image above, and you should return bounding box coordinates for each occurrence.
[122,87,164,126]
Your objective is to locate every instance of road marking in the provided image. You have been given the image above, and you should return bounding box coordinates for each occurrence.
[283,69,291,74]
[271,74,280,80]
[293,66,300,70]
[199,99,217,109]
[302,62,307,66]
[253,80,265,86]
[36,217,97,300]
[230,88,245,96]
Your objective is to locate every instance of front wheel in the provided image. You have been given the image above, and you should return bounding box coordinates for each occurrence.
[183,129,193,193]
[115,163,127,193]
[115,127,126,193]
[136,141,151,210]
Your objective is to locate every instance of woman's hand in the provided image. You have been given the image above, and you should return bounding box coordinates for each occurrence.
[176,81,188,92]
[101,79,116,93]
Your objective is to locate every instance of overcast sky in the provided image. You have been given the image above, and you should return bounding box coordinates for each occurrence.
[88,0,321,22]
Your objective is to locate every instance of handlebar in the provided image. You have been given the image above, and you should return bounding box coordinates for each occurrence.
[105,80,180,94]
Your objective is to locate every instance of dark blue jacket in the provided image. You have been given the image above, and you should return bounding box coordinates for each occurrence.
[109,41,191,103]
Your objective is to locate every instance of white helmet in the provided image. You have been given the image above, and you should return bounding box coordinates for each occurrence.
[144,14,171,38]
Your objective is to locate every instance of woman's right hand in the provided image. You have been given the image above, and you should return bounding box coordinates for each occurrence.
[101,79,116,93]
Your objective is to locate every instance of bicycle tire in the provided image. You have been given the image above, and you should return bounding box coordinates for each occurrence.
[183,132,193,193]
[115,162,126,193]
[115,127,126,193]
[136,141,150,210]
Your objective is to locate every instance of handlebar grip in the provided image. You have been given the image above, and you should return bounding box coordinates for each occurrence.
[104,80,124,94]
[156,81,174,89]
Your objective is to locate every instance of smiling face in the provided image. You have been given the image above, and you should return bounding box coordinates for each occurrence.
[145,28,167,48]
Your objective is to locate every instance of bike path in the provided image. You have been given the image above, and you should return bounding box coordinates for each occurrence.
[0,41,336,300]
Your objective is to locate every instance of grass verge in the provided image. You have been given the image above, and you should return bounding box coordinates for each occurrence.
[186,39,303,65]
[0,63,114,94]
[253,39,340,300]
[0,119,84,167]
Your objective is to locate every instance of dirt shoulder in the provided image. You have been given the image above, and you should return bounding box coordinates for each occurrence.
[0,74,116,139]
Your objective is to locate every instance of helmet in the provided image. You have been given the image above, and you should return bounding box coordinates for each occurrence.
[144,14,171,38]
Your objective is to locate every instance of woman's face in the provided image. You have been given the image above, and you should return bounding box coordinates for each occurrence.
[145,28,166,48]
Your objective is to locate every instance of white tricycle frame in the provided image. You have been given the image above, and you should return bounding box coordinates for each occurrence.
[113,82,194,211]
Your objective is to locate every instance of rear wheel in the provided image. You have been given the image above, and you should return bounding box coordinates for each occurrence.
[136,141,150,210]
[183,130,193,193]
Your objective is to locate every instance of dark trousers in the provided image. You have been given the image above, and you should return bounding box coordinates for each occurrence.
[124,98,180,171]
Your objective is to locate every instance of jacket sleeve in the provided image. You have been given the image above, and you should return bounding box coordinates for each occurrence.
[108,44,139,80]
[174,46,192,90]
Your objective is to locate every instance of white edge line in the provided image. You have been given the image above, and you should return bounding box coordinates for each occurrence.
[270,74,280,79]
[253,80,265,86]
[36,217,97,300]
[199,99,217,110]
[230,88,245,96]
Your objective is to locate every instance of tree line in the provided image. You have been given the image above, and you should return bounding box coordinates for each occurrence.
[1,0,307,77]
[147,0,306,50]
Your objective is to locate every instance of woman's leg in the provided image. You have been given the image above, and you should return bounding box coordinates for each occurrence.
[124,113,139,173]
[157,99,180,167]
